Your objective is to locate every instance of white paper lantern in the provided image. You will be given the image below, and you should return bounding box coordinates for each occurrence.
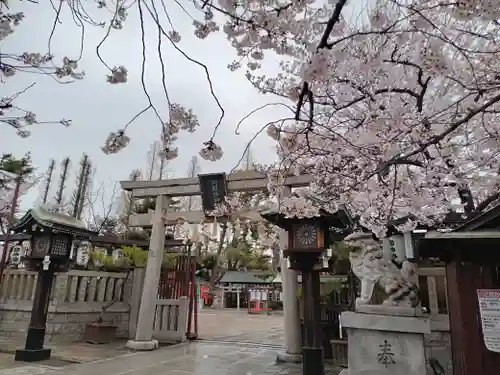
[9,244,24,266]
[21,240,31,257]
[112,248,124,263]
[382,234,406,263]
[76,242,91,267]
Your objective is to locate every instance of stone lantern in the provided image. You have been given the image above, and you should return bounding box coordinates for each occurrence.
[9,206,97,362]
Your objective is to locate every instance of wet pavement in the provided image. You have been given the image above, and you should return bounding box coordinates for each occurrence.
[197,309,285,341]
[199,326,286,353]
[0,341,341,375]
[0,309,284,365]
[0,310,341,375]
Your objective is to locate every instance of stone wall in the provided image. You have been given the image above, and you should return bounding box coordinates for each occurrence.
[0,268,135,342]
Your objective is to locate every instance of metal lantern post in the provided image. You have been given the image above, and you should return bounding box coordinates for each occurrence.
[8,206,97,362]
[262,207,353,375]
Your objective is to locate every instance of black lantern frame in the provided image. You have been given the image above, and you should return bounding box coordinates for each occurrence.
[7,206,97,362]
[261,206,353,375]
[263,208,353,270]
[28,228,73,266]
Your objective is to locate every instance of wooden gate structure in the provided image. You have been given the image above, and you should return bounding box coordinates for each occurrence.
[157,250,198,341]
[153,247,198,342]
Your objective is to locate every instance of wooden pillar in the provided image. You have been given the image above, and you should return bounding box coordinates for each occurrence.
[446,258,464,375]
[301,256,323,375]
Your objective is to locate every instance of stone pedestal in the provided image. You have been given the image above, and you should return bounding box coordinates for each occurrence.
[340,310,431,375]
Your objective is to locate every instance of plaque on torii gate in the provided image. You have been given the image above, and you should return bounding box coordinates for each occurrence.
[198,173,228,217]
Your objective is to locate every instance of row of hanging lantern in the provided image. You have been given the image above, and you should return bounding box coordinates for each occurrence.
[169,216,278,251]
[4,239,125,270]
[71,241,125,268]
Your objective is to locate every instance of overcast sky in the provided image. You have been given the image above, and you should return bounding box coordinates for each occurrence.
[2,2,290,211]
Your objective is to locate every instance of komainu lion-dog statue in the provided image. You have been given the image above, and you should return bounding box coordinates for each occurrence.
[345,231,420,309]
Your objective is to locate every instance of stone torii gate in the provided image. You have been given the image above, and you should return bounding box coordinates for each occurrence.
[121,170,311,360]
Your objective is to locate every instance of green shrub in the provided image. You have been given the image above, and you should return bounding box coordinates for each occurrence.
[121,245,178,269]
[122,245,147,267]
[90,249,106,265]
[162,252,178,268]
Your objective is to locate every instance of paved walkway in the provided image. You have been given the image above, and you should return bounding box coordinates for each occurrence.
[0,309,284,365]
[197,309,284,341]
[0,310,343,375]
[0,341,341,375]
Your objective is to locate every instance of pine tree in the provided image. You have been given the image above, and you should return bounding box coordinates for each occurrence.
[0,153,35,232]
[0,153,34,187]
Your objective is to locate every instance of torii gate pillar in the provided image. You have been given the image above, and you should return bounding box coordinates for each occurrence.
[277,188,302,362]
[126,195,166,350]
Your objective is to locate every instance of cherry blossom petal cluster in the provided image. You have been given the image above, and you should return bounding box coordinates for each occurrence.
[199,140,223,161]
[101,130,130,155]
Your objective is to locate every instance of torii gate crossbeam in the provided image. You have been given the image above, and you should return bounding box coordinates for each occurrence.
[121,170,312,198]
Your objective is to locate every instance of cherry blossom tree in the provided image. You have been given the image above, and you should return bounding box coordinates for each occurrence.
[4,0,500,234]
[232,0,500,234]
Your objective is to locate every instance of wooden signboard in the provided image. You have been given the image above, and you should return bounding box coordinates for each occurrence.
[198,173,228,213]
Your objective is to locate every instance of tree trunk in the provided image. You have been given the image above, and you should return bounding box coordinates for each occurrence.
[208,222,228,293]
